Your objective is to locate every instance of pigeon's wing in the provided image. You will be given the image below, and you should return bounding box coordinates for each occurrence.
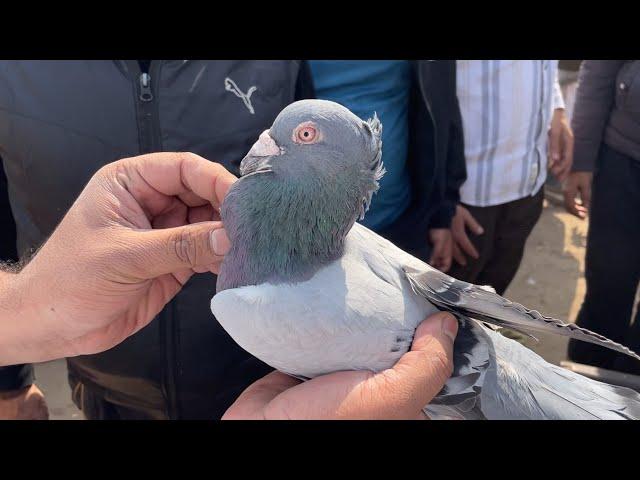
[348,224,493,419]
[479,327,640,420]
[403,265,640,362]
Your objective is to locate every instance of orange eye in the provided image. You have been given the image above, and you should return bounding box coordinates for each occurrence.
[293,123,319,144]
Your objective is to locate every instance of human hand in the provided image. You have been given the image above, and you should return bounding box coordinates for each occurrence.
[548,108,574,182]
[428,229,453,273]
[0,385,49,420]
[451,205,483,267]
[562,171,593,219]
[1,152,236,365]
[222,312,458,420]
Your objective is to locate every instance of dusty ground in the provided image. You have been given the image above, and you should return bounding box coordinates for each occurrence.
[34,196,591,419]
[504,195,589,365]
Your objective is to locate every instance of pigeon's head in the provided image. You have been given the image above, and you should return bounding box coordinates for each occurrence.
[240,99,384,219]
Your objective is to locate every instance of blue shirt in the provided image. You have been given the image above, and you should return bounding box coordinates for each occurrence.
[309,60,412,231]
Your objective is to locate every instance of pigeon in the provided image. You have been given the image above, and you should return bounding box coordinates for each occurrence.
[211,99,640,420]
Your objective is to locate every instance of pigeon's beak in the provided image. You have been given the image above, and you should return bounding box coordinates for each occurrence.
[240,130,282,176]
[247,130,281,158]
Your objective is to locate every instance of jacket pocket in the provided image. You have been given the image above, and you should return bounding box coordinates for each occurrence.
[615,61,640,114]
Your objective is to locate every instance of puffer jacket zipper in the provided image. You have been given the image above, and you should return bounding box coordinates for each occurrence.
[128,60,181,420]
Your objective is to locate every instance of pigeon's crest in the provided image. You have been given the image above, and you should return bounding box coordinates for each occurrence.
[360,112,385,220]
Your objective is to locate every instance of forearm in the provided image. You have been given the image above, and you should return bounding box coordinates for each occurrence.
[0,268,53,366]
[552,68,566,111]
[0,269,26,365]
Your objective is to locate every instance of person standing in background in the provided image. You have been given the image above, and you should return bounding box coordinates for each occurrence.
[566,60,640,374]
[448,60,574,296]
[309,60,466,271]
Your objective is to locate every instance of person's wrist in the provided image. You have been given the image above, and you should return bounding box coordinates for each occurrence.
[0,269,57,366]
[0,270,29,365]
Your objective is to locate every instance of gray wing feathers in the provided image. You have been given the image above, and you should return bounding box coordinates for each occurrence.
[427,317,491,419]
[403,266,640,362]
[483,330,640,420]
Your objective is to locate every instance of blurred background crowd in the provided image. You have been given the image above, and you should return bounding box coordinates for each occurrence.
[0,60,638,419]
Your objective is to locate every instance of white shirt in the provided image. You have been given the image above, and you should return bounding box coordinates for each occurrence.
[456,60,565,207]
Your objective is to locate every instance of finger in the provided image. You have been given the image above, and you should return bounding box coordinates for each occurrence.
[553,164,569,183]
[223,371,302,420]
[133,272,195,330]
[553,155,572,182]
[110,152,237,216]
[429,242,443,269]
[430,252,448,272]
[452,242,466,266]
[441,250,452,273]
[366,312,458,417]
[151,199,189,229]
[562,184,581,218]
[548,127,561,169]
[457,230,479,259]
[188,204,217,224]
[123,222,231,279]
[462,209,484,235]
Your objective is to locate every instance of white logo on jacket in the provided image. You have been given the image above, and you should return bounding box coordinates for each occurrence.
[224,77,257,115]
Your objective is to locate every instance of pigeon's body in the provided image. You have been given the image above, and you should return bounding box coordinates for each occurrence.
[211,99,640,420]
[213,222,640,419]
[214,222,436,379]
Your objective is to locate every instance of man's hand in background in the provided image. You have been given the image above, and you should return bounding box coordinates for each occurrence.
[548,108,574,182]
[0,385,48,420]
[429,229,453,273]
[563,171,593,219]
[451,205,484,267]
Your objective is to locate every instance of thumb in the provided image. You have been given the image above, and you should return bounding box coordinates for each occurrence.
[126,222,231,279]
[389,312,458,411]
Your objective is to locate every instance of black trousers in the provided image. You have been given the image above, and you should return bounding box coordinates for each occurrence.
[448,188,544,296]
[69,372,167,420]
[568,144,640,374]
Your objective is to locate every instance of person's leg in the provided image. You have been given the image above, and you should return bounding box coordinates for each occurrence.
[447,204,499,284]
[69,372,120,420]
[474,188,544,296]
[611,153,640,373]
[568,145,640,370]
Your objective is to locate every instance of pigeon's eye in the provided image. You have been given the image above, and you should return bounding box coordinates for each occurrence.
[293,122,320,144]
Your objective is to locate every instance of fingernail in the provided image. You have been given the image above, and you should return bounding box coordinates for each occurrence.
[441,314,458,343]
[476,227,484,234]
[553,154,560,160]
[211,228,231,256]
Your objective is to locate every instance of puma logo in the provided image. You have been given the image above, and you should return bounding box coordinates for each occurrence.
[225,77,257,115]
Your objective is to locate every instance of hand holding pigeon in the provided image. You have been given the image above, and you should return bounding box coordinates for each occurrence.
[223,312,457,419]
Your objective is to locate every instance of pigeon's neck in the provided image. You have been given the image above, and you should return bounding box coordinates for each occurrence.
[217,172,362,291]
